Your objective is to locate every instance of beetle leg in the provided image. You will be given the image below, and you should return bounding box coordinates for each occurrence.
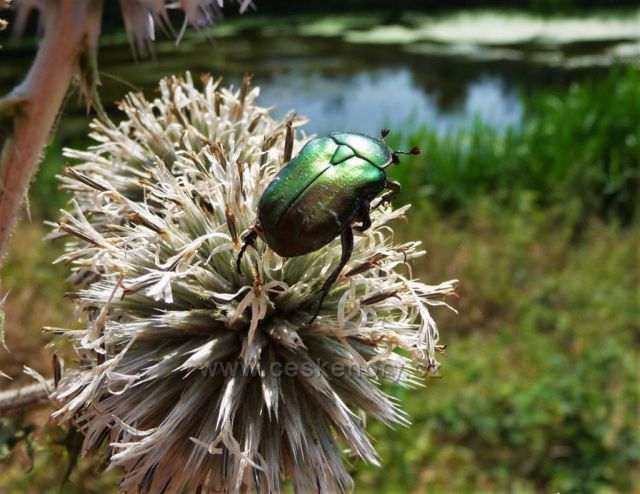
[236,227,259,274]
[309,227,354,324]
[353,199,372,232]
[373,180,401,210]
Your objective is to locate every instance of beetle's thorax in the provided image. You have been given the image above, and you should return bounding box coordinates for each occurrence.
[329,132,394,169]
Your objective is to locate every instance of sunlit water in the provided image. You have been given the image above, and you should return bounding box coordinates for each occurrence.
[260,70,522,135]
[262,69,521,134]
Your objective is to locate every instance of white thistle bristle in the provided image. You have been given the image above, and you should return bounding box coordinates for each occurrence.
[49,72,457,493]
[120,0,254,53]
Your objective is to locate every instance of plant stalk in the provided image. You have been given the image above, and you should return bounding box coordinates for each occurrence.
[0,380,52,416]
[0,0,103,260]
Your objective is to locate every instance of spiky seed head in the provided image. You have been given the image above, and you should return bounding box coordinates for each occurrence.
[49,72,458,493]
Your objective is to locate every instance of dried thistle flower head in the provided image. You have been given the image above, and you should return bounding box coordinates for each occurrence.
[49,72,457,493]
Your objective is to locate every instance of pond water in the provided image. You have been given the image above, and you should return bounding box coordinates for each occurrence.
[1,10,638,140]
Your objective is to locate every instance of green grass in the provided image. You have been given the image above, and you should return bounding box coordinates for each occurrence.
[1,67,638,493]
[388,66,640,226]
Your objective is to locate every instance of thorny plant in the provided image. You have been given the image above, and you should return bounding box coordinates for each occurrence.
[39,73,458,493]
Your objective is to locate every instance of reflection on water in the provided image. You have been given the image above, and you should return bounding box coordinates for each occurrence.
[260,70,522,135]
[0,21,632,141]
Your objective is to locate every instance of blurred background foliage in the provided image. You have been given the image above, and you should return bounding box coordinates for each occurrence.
[389,68,639,225]
[0,1,638,493]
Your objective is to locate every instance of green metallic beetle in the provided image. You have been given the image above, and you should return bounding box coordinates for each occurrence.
[237,129,420,322]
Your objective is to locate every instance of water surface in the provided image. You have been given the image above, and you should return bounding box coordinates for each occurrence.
[1,10,637,140]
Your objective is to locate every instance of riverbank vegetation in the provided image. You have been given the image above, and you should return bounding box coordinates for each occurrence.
[389,67,639,225]
[357,67,639,493]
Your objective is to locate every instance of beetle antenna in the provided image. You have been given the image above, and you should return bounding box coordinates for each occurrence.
[380,128,390,140]
[391,145,420,164]
[395,145,421,156]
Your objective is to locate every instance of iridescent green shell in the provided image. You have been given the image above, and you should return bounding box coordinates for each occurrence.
[258,133,391,257]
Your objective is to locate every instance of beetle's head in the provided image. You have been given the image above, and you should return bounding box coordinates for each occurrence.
[380,129,421,165]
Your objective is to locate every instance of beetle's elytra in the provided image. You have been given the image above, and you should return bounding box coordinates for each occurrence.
[237,129,420,323]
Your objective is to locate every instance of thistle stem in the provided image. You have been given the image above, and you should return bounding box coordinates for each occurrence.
[0,380,52,416]
[0,0,103,259]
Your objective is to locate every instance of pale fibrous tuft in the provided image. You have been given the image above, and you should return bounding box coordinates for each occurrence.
[12,0,253,54]
[50,72,457,493]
